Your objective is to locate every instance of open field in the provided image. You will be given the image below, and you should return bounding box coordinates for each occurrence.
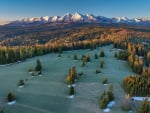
[0,45,136,113]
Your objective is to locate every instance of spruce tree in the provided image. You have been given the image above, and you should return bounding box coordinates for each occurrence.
[18,80,24,86]
[73,54,78,60]
[114,52,117,58]
[35,59,42,72]
[95,53,98,59]
[100,49,105,57]
[82,58,85,67]
[7,91,15,102]
[100,94,109,109]
[100,60,104,68]
[69,86,75,96]
[86,54,91,62]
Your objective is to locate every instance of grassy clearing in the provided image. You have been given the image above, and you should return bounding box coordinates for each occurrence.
[0,45,136,113]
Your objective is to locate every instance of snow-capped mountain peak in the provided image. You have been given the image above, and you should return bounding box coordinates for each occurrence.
[87,13,97,22]
[51,16,60,22]
[72,12,84,22]
[43,16,50,22]
[62,13,72,22]
[5,12,150,26]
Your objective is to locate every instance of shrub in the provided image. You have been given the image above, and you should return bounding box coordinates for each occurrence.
[86,54,91,62]
[18,80,24,86]
[69,86,75,96]
[100,94,109,109]
[96,69,101,74]
[58,54,61,57]
[66,66,77,84]
[66,75,73,84]
[95,53,98,59]
[114,52,117,58]
[7,91,15,102]
[31,72,35,76]
[108,84,113,91]
[102,77,108,84]
[35,59,42,72]
[81,55,86,60]
[28,67,33,72]
[82,59,85,67]
[100,60,104,68]
[78,71,84,76]
[107,91,114,101]
[100,86,115,109]
[73,54,78,60]
[100,49,105,57]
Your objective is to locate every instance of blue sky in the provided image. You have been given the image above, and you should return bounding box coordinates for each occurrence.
[0,0,150,21]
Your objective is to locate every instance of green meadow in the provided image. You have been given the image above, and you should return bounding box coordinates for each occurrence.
[0,45,136,113]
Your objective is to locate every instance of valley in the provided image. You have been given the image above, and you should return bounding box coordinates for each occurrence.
[0,45,137,113]
[1,0,150,113]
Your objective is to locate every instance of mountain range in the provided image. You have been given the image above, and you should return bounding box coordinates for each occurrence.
[3,12,150,26]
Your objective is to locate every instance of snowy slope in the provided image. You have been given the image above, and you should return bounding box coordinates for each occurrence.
[5,12,150,26]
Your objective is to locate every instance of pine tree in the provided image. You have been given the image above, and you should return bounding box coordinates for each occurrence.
[82,58,86,67]
[100,94,109,109]
[18,80,24,86]
[100,49,105,57]
[7,91,15,102]
[100,60,104,68]
[102,77,108,84]
[114,52,117,58]
[73,54,78,60]
[69,86,75,96]
[86,54,91,62]
[35,59,42,72]
[108,84,113,92]
[95,53,98,59]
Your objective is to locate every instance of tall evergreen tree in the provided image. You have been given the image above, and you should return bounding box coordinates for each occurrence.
[7,91,15,102]
[100,49,105,57]
[35,59,42,72]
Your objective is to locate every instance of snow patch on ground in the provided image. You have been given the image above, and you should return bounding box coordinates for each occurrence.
[103,84,109,86]
[0,61,22,67]
[0,63,13,67]
[117,60,126,62]
[72,84,76,87]
[132,97,150,101]
[38,74,43,77]
[7,100,16,105]
[17,61,22,63]
[103,108,110,112]
[67,84,76,88]
[67,85,71,88]
[31,76,36,78]
[19,85,24,88]
[103,101,115,112]
[107,101,115,108]
[68,95,74,99]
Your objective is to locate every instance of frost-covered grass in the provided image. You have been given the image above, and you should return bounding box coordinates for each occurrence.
[0,45,136,113]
